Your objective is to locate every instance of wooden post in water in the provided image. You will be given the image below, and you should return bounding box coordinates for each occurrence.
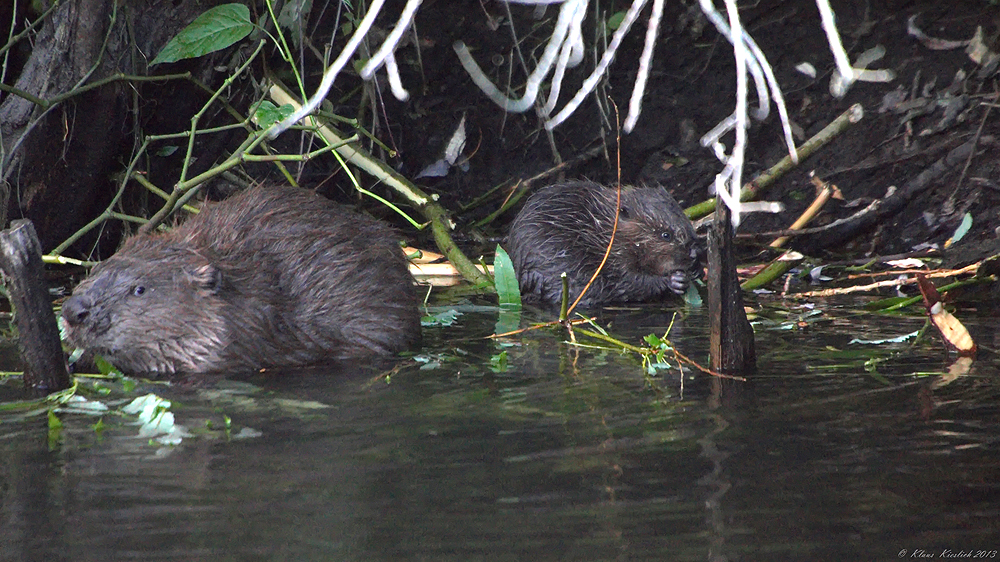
[707,202,755,374]
[0,220,71,394]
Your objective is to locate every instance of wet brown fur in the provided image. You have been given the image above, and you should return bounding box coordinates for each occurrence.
[506,181,701,306]
[62,185,421,375]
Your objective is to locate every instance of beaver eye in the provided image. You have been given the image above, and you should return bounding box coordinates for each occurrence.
[132,285,146,296]
[661,231,673,242]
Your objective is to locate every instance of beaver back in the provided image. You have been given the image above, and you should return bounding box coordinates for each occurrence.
[506,181,701,306]
[61,186,420,375]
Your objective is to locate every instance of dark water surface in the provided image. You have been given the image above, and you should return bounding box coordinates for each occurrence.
[2,302,998,561]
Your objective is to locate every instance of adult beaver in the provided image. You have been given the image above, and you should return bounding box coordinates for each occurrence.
[61,185,420,375]
[506,181,701,306]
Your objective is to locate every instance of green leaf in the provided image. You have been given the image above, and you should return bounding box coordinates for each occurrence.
[948,213,973,246]
[254,101,295,129]
[494,307,521,336]
[493,245,521,307]
[683,283,702,306]
[643,334,663,348]
[123,394,191,445]
[151,4,253,66]
[489,351,508,373]
[94,355,123,377]
[607,11,626,31]
[849,331,920,345]
[47,410,63,450]
[421,309,462,327]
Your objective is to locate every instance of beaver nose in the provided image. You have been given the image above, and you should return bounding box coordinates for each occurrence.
[62,295,92,326]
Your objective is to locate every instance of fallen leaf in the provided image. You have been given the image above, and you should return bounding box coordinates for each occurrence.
[917,274,977,355]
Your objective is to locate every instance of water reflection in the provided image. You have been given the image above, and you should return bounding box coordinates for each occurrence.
[1,303,998,561]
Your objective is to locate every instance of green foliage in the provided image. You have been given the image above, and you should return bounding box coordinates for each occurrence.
[607,11,626,31]
[949,213,972,245]
[254,101,296,129]
[94,355,124,377]
[122,394,191,445]
[642,332,676,375]
[489,351,509,373]
[493,245,521,307]
[47,410,63,450]
[151,3,254,66]
[493,245,522,334]
[421,309,462,327]
[683,283,702,306]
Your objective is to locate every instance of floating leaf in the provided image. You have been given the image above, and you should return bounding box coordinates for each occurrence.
[489,351,509,373]
[123,394,170,421]
[57,395,110,415]
[916,274,976,356]
[849,331,920,345]
[274,398,330,411]
[421,309,462,327]
[47,410,63,450]
[151,4,253,66]
[122,394,191,444]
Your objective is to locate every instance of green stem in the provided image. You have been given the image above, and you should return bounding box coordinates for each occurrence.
[882,276,995,312]
[741,252,804,291]
[575,328,648,354]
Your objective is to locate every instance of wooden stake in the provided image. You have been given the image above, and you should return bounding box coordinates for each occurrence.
[708,203,756,375]
[0,220,71,394]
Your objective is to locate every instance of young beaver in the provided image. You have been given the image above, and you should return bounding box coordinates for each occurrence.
[506,181,701,306]
[61,185,420,375]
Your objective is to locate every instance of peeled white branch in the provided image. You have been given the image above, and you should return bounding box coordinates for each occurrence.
[544,0,649,129]
[453,0,585,113]
[697,0,797,164]
[359,0,423,100]
[269,0,388,138]
[623,0,664,132]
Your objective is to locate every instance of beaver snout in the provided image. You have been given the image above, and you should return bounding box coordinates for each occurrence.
[62,185,421,375]
[62,294,93,327]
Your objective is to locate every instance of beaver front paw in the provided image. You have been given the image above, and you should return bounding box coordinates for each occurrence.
[668,270,690,295]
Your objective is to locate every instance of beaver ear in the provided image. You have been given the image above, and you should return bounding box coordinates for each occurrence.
[187,264,223,294]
